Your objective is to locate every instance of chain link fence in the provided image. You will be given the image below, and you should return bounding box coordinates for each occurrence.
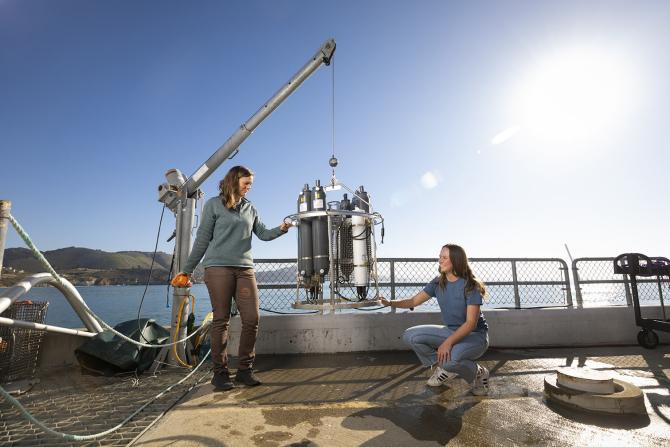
[255,257,669,313]
[254,257,573,312]
[572,257,670,307]
[254,259,299,313]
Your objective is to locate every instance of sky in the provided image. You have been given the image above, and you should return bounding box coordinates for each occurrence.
[2,0,669,261]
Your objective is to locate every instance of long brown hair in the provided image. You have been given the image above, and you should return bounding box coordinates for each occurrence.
[438,243,487,298]
[219,165,254,208]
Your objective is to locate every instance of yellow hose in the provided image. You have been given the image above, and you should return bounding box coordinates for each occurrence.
[172,295,196,368]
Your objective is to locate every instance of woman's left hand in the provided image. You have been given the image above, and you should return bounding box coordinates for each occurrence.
[171,272,192,288]
[437,339,453,365]
[280,221,291,232]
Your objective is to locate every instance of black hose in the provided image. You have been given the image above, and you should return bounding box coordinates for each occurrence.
[166,252,175,308]
[259,307,318,315]
[354,306,385,311]
[136,204,166,343]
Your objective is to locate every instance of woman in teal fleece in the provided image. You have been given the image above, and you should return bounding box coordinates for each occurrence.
[177,165,290,391]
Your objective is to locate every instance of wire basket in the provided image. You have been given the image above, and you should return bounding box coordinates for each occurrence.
[0,300,49,384]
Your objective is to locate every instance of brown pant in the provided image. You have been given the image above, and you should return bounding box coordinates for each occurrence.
[204,266,259,373]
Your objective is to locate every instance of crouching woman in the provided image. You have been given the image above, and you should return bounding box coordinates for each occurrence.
[381,243,490,395]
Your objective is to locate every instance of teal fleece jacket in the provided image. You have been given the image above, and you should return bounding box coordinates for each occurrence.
[182,197,285,274]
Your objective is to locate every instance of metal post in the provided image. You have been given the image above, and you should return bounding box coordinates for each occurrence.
[656,276,667,320]
[572,259,584,308]
[623,275,633,306]
[390,260,396,313]
[559,260,573,307]
[630,274,643,326]
[0,200,11,280]
[169,197,195,364]
[511,260,521,309]
[368,219,381,302]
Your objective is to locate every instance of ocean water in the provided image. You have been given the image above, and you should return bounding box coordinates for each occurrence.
[1,284,386,329]
[2,284,212,329]
[1,281,666,330]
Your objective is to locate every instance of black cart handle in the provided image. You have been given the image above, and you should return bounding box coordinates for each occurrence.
[614,253,670,276]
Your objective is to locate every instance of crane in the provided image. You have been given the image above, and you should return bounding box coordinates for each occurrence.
[157,39,336,365]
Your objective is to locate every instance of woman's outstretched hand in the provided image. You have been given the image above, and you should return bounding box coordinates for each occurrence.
[280,221,291,232]
[171,272,192,288]
[380,297,392,307]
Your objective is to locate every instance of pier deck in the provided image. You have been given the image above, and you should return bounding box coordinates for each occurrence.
[2,346,669,446]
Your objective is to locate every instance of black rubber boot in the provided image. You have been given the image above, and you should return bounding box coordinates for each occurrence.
[234,368,262,386]
[211,371,234,391]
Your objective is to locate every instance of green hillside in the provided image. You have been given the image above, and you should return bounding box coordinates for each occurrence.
[4,247,172,272]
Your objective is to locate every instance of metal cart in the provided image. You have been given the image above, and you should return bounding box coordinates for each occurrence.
[613,253,670,348]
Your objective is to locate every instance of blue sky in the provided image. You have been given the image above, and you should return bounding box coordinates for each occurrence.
[2,0,669,260]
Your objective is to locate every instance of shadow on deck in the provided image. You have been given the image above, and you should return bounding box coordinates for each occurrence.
[2,346,669,446]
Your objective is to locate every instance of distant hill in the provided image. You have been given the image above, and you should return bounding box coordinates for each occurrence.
[4,247,173,272]
[1,247,175,286]
[255,265,296,283]
[1,247,296,287]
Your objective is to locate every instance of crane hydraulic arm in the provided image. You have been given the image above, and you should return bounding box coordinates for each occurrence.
[155,39,336,367]
[159,38,336,209]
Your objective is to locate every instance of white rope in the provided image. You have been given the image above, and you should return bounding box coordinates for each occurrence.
[2,214,215,440]
[7,214,206,348]
[0,350,211,441]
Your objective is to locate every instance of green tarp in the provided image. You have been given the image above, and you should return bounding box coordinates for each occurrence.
[75,318,169,376]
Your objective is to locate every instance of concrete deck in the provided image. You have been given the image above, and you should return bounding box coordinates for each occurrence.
[2,345,669,446]
[133,346,669,447]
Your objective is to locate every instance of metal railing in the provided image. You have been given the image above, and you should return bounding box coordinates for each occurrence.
[572,257,669,307]
[253,257,573,312]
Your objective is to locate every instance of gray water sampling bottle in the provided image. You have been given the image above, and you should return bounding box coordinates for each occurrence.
[311,180,329,276]
[297,184,313,278]
[351,186,370,213]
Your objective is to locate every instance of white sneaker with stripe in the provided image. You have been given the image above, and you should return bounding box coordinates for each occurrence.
[426,365,458,387]
[471,364,490,395]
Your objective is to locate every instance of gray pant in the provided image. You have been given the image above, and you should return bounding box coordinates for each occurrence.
[403,325,489,383]
[204,266,259,374]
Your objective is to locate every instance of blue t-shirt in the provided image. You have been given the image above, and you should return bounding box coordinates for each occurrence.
[423,277,488,332]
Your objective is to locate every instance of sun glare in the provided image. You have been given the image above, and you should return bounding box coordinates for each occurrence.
[512,46,635,144]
